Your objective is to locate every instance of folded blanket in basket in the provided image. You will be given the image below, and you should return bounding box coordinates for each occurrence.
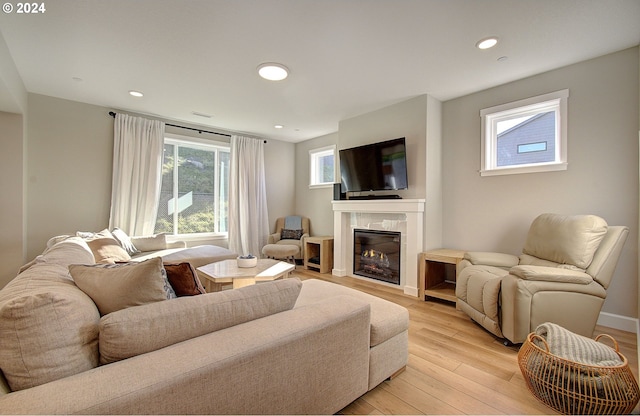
[535,322,622,366]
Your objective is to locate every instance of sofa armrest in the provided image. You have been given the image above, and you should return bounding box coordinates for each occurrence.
[510,265,593,284]
[0,297,371,415]
[464,251,519,268]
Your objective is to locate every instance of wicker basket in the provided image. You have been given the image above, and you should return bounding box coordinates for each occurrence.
[518,333,640,415]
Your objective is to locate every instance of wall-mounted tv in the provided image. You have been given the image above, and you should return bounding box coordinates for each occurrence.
[339,137,408,193]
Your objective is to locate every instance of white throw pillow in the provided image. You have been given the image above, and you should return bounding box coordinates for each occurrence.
[111,227,140,255]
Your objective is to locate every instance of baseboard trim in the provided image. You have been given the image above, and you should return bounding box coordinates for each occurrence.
[597,311,638,333]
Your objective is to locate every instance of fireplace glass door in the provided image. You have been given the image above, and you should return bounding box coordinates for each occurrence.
[353,229,401,285]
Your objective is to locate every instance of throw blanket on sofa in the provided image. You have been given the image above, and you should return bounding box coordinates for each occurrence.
[284,215,302,230]
[534,322,622,366]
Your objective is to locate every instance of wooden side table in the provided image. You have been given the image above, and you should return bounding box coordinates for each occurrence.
[304,236,334,274]
[419,249,466,303]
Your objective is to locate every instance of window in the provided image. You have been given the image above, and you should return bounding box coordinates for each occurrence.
[480,89,569,176]
[309,145,336,188]
[155,134,230,236]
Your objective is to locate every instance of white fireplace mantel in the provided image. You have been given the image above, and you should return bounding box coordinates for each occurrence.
[332,199,425,297]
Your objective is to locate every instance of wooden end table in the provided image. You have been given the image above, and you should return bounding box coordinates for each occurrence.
[418,249,466,303]
[197,259,295,292]
[304,236,334,274]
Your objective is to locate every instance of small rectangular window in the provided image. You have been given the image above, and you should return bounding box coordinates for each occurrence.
[480,89,569,176]
[309,145,336,188]
[518,142,547,154]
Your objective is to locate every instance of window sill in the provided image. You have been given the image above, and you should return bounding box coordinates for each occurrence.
[480,162,568,177]
[309,183,333,190]
[167,233,228,245]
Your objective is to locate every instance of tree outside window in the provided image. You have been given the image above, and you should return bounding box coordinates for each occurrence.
[155,137,229,235]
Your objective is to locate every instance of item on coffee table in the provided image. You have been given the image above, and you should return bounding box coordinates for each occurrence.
[237,254,257,268]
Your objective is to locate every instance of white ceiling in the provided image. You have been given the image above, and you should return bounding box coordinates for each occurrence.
[1,0,639,142]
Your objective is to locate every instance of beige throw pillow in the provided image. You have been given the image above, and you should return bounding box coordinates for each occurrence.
[130,233,167,252]
[0,263,100,391]
[83,229,131,264]
[99,278,303,364]
[70,258,169,315]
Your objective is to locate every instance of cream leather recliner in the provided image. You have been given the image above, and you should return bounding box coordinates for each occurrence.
[456,213,628,344]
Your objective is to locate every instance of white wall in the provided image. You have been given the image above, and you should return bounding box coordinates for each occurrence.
[0,30,28,288]
[264,138,296,233]
[0,31,27,114]
[442,47,639,319]
[339,95,443,251]
[26,94,114,259]
[294,132,338,237]
[338,95,429,201]
[295,95,444,248]
[20,94,296,265]
[0,112,24,287]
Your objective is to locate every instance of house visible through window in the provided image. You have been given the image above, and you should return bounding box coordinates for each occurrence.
[155,134,230,236]
[309,145,336,188]
[480,89,569,176]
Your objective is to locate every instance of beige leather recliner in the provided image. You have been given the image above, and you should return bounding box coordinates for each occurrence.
[455,213,628,344]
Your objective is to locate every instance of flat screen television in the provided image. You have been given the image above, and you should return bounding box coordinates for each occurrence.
[339,137,408,193]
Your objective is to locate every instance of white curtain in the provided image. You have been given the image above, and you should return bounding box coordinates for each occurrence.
[108,113,165,236]
[228,135,270,257]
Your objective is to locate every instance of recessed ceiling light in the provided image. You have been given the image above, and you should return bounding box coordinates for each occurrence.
[257,63,289,81]
[129,90,144,97]
[274,124,284,129]
[476,37,498,50]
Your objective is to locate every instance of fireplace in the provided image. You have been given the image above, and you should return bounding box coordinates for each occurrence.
[332,199,425,297]
[353,229,401,285]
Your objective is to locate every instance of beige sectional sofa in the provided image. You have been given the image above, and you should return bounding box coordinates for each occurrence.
[0,234,409,414]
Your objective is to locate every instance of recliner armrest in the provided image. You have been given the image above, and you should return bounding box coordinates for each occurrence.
[464,252,519,268]
[510,265,593,284]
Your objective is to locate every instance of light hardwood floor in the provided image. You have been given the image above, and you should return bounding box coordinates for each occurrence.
[290,267,639,415]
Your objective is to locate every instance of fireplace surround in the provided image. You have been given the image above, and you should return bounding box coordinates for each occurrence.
[332,199,425,297]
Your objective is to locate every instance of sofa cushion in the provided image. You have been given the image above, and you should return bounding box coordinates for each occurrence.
[523,214,608,269]
[70,257,173,315]
[99,278,303,364]
[130,233,167,252]
[0,262,100,391]
[83,229,131,264]
[295,279,409,348]
[165,262,206,296]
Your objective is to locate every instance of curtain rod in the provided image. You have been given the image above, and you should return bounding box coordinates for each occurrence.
[109,111,268,143]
